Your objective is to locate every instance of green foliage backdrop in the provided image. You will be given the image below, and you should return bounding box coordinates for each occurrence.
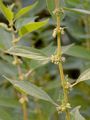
[0,0,90,120]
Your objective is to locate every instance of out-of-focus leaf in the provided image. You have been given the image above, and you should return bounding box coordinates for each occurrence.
[46,0,55,17]
[15,17,36,29]
[0,109,12,120]
[29,0,46,16]
[18,19,49,37]
[45,80,59,90]
[71,106,86,120]
[28,60,49,73]
[42,44,74,56]
[4,76,57,106]
[63,57,83,70]
[46,0,65,19]
[14,2,37,20]
[64,7,90,15]
[6,45,50,62]
[65,0,82,7]
[64,45,90,60]
[0,0,14,21]
[70,83,90,119]
[0,59,17,76]
[62,44,74,54]
[0,97,19,108]
[0,28,12,49]
[42,44,90,61]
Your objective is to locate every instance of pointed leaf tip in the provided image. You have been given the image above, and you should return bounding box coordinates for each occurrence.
[18,19,49,37]
[15,2,38,20]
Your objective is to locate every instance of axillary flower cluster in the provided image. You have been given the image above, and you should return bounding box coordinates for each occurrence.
[51,54,65,64]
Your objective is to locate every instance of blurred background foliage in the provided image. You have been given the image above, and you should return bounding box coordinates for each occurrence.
[0,0,90,120]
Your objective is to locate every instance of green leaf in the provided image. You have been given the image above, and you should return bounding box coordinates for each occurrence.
[15,17,36,29]
[6,45,90,64]
[24,59,50,78]
[71,106,86,120]
[42,44,74,56]
[18,19,49,37]
[46,0,65,19]
[4,76,57,106]
[0,58,17,76]
[0,28,12,49]
[78,69,90,82]
[0,109,12,120]
[0,97,19,108]
[6,45,50,62]
[28,60,49,73]
[64,7,90,15]
[42,44,90,60]
[64,45,90,60]
[41,44,90,61]
[45,80,59,90]
[62,44,74,54]
[46,0,55,17]
[72,69,90,86]
[14,2,37,20]
[0,0,14,21]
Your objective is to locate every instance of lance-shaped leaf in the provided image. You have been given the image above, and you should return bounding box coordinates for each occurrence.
[7,45,90,64]
[71,69,90,87]
[4,76,57,106]
[18,19,49,37]
[0,0,14,21]
[15,17,36,29]
[77,69,90,82]
[14,2,37,20]
[64,7,90,15]
[71,106,86,120]
[6,45,50,62]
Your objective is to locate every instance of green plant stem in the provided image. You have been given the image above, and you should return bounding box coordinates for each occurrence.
[22,102,28,120]
[10,22,28,120]
[55,0,59,8]
[54,0,70,120]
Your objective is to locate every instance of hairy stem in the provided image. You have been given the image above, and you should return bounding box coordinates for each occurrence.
[54,0,70,120]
